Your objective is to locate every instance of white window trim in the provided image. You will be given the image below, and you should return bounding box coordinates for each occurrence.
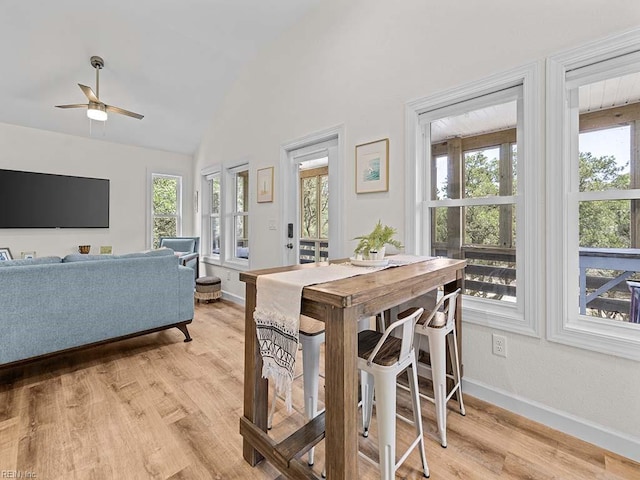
[201,165,221,263]
[547,28,640,361]
[149,172,183,249]
[405,62,542,337]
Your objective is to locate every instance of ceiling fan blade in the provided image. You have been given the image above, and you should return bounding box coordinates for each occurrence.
[55,103,88,109]
[105,104,144,120]
[78,84,99,103]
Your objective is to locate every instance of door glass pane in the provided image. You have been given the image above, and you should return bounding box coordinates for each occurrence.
[301,177,318,239]
[298,159,329,264]
[320,175,329,239]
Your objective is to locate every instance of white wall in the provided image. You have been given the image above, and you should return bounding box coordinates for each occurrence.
[0,122,193,257]
[193,0,640,455]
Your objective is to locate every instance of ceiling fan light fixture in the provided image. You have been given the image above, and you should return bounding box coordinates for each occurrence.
[87,102,107,121]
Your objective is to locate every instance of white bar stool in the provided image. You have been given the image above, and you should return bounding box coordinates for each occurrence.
[269,316,372,467]
[413,288,465,448]
[268,315,325,465]
[359,307,430,480]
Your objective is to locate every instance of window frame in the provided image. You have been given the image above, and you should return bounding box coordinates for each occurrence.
[201,162,250,269]
[405,62,542,336]
[150,172,182,249]
[547,29,640,360]
[205,169,221,260]
[228,165,250,265]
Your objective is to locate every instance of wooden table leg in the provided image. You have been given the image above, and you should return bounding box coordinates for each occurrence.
[324,305,359,479]
[242,282,268,465]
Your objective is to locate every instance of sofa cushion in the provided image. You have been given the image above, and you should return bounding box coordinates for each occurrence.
[63,254,115,263]
[0,256,62,267]
[63,248,175,263]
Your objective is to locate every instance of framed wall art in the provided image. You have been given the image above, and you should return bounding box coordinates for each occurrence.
[257,166,274,203]
[355,138,389,193]
[0,247,12,261]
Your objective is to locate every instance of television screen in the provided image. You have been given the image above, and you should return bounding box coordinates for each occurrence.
[0,169,109,228]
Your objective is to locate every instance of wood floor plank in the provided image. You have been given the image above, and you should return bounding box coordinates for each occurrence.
[0,300,637,479]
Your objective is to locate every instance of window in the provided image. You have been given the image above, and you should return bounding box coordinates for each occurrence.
[206,172,221,258]
[231,167,249,262]
[151,173,181,248]
[430,122,518,303]
[201,163,249,266]
[406,63,541,336]
[547,29,640,360]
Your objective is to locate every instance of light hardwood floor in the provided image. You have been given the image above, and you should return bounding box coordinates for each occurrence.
[0,300,638,479]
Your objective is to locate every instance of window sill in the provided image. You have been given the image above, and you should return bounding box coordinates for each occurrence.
[202,255,221,266]
[548,315,640,362]
[463,296,539,337]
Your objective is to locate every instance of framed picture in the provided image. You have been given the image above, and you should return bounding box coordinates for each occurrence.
[257,166,274,203]
[100,246,113,255]
[0,248,12,261]
[355,138,389,193]
[21,251,36,259]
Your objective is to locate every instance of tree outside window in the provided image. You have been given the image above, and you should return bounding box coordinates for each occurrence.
[152,174,181,248]
[300,165,328,263]
[208,173,221,256]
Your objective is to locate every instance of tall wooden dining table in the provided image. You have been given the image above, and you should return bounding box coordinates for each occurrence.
[239,257,466,480]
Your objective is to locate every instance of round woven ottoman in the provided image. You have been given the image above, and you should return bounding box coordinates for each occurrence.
[195,276,222,303]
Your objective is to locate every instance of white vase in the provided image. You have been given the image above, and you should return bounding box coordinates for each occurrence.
[371,246,386,260]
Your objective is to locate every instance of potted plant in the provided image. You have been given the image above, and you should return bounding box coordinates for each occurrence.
[353,220,403,260]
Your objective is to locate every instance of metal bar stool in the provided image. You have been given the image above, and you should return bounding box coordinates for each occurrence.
[359,307,430,479]
[413,288,465,448]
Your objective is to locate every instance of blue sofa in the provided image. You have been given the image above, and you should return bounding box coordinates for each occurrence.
[0,248,194,368]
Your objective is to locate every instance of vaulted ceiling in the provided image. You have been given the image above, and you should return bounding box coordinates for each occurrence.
[0,0,321,155]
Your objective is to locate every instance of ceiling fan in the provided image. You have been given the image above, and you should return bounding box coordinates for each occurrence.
[56,56,144,121]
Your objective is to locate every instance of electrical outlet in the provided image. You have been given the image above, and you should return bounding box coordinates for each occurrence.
[492,333,507,357]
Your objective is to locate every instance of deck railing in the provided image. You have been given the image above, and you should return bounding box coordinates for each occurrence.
[433,245,635,319]
[299,239,329,264]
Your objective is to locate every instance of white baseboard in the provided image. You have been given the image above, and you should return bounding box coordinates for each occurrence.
[462,378,640,463]
[221,290,245,306]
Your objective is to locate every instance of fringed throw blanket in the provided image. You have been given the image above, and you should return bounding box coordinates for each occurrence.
[254,263,385,410]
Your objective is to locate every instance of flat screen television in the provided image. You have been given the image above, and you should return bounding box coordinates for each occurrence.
[0,169,109,228]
